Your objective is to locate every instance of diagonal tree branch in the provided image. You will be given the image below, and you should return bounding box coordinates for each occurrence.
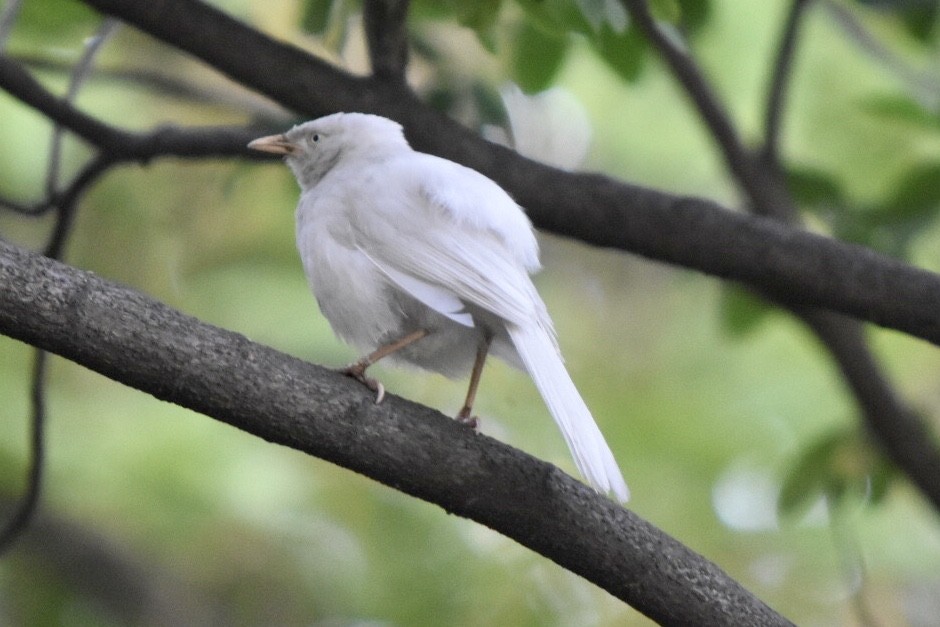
[68,0,940,351]
[0,54,266,162]
[0,237,794,626]
[3,0,935,512]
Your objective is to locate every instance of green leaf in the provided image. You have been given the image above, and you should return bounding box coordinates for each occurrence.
[880,162,940,218]
[410,0,504,49]
[786,165,846,207]
[676,0,712,32]
[901,3,939,42]
[593,22,648,82]
[778,433,840,519]
[299,0,360,51]
[301,0,335,34]
[517,0,648,81]
[851,0,940,44]
[9,0,99,41]
[516,0,596,36]
[452,0,504,49]
[719,284,772,337]
[649,0,682,24]
[778,428,894,519]
[510,22,571,92]
[860,93,940,130]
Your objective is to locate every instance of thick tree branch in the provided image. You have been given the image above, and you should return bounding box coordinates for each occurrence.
[0,238,793,626]
[69,0,940,351]
[363,0,410,81]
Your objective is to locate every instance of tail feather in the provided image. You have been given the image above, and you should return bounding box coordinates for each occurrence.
[508,324,629,502]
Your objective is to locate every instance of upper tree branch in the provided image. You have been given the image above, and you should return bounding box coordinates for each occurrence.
[68,0,940,348]
[0,238,794,627]
[363,0,410,81]
[14,1,940,510]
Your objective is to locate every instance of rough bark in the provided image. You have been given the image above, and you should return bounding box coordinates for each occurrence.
[0,238,794,626]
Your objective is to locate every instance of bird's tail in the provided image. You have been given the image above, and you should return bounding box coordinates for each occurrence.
[508,324,629,502]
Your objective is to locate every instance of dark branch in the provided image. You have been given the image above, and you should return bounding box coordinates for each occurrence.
[46,18,121,196]
[762,0,813,170]
[623,0,940,509]
[620,0,794,220]
[0,238,795,626]
[799,310,940,501]
[0,24,121,553]
[363,0,410,81]
[0,349,47,555]
[0,0,22,51]
[0,54,266,162]
[11,53,290,119]
[68,0,940,351]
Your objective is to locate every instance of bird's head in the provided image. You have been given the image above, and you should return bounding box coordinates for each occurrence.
[248,113,409,189]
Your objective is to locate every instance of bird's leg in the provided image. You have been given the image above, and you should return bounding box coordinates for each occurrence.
[456,334,492,429]
[341,329,429,403]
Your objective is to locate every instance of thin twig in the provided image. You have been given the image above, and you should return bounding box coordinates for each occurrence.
[362,0,411,81]
[13,52,291,121]
[762,0,813,170]
[0,0,22,52]
[1,153,114,218]
[826,498,880,627]
[46,18,121,196]
[824,0,940,105]
[0,55,268,169]
[0,349,46,555]
[0,20,121,553]
[0,194,40,215]
[621,0,797,220]
[46,155,116,257]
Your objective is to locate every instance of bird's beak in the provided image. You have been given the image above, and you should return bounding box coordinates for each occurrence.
[247,133,298,155]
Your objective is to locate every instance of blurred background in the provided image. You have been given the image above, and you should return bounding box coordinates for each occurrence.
[1,0,940,624]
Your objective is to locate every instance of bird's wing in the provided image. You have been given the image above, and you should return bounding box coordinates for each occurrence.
[347,155,555,336]
[347,153,628,501]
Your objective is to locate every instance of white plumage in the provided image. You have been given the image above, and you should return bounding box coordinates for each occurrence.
[249,113,629,501]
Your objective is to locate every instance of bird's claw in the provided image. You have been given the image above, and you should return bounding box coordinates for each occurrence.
[456,409,479,430]
[341,363,385,404]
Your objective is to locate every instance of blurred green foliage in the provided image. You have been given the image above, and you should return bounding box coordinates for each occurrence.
[2,0,940,625]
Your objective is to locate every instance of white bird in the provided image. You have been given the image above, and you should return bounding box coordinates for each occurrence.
[248,113,629,501]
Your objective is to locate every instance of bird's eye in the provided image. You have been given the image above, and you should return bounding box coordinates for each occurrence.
[312,134,320,142]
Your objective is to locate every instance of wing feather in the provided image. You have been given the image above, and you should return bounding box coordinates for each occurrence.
[352,154,554,338]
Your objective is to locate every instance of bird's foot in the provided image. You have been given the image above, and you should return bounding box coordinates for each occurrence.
[455,408,479,430]
[340,361,385,404]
